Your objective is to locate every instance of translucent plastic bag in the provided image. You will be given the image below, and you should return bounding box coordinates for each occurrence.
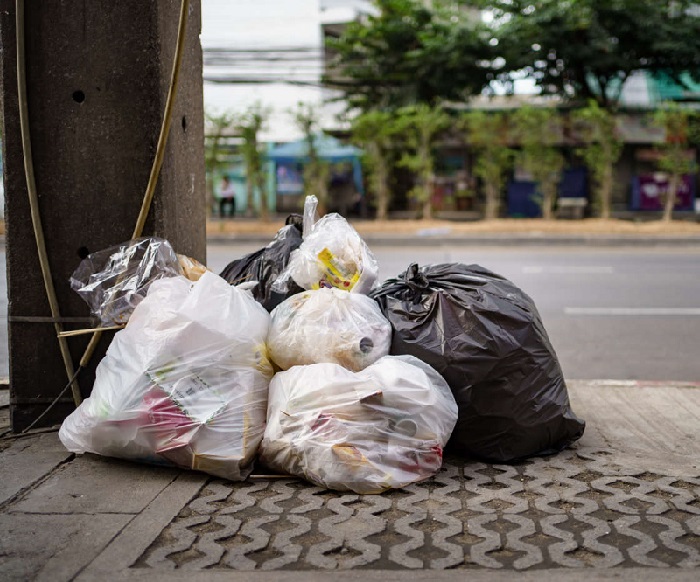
[371,263,585,463]
[273,199,379,294]
[260,355,458,494]
[59,271,273,480]
[70,237,182,326]
[268,288,392,372]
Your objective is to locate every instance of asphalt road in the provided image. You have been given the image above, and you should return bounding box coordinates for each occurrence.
[1,245,699,381]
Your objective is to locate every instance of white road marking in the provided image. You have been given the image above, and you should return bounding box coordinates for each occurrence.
[522,266,614,274]
[565,307,700,316]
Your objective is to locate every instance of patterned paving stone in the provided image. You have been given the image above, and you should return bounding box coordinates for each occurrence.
[136,447,700,571]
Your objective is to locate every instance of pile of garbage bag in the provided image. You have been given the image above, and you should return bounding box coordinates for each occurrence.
[59,196,584,493]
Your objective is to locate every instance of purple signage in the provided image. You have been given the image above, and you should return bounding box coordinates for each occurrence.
[636,174,695,211]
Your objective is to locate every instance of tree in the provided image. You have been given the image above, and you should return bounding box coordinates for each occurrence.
[204,110,235,217]
[327,0,494,111]
[393,104,450,220]
[351,110,396,220]
[294,102,331,214]
[461,110,514,220]
[572,101,623,219]
[488,0,700,109]
[512,106,565,219]
[651,104,698,222]
[235,105,270,221]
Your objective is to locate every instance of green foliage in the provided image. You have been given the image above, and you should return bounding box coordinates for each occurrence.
[460,110,514,219]
[351,110,397,220]
[651,103,698,221]
[572,101,623,218]
[327,0,493,111]
[488,0,700,108]
[393,104,451,219]
[653,104,698,176]
[511,107,565,219]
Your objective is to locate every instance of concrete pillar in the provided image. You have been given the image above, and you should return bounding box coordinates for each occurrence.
[1,0,206,431]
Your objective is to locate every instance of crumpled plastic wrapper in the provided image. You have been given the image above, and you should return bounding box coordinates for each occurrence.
[59,271,273,480]
[371,262,585,463]
[268,287,392,372]
[260,355,458,494]
[70,237,183,326]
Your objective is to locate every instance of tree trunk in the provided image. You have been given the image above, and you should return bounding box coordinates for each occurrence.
[316,167,329,216]
[542,183,554,220]
[600,161,613,219]
[207,137,220,217]
[257,170,269,222]
[419,170,434,220]
[245,176,255,218]
[376,157,389,221]
[663,173,680,222]
[484,182,498,219]
[422,185,432,220]
[206,177,216,218]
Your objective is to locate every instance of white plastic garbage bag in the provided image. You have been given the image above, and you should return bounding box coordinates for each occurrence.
[260,355,458,494]
[273,210,379,295]
[59,271,273,480]
[268,288,392,372]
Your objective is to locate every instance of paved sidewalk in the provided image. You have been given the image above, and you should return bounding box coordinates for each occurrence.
[1,380,699,582]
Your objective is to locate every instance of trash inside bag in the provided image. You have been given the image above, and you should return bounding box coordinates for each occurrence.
[371,263,585,463]
[272,204,379,295]
[70,237,182,326]
[260,355,457,494]
[220,214,305,311]
[268,287,392,372]
[59,271,273,480]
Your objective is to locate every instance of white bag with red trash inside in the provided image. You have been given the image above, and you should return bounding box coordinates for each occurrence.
[260,355,458,494]
[59,271,272,480]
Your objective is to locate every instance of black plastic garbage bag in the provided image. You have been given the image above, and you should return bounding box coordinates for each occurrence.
[370,263,585,463]
[220,215,304,311]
